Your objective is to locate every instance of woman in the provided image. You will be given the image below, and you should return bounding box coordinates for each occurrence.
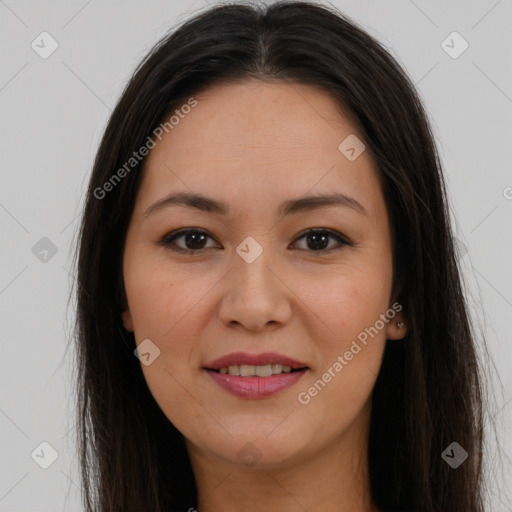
[72,1,490,510]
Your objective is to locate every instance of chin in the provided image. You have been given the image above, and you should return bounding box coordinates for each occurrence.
[208,425,314,469]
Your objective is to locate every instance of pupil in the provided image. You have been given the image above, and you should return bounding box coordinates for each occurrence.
[307,231,328,251]
[186,232,206,249]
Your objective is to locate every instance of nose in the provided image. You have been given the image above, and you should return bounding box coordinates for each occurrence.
[217,245,293,332]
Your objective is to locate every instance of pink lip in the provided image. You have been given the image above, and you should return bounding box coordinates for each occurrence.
[204,351,309,371]
[205,369,308,399]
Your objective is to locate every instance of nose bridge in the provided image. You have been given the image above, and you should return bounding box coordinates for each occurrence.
[233,234,277,292]
[218,235,291,329]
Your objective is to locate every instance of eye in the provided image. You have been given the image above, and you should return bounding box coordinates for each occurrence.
[158,227,352,254]
[290,228,352,253]
[159,228,218,254]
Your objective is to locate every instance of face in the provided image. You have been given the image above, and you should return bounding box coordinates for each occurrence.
[121,80,406,471]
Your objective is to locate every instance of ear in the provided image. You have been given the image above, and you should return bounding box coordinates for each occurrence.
[388,277,406,340]
[122,309,134,332]
[386,310,407,340]
[117,276,133,332]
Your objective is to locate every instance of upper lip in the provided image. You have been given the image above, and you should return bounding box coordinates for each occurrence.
[204,351,309,371]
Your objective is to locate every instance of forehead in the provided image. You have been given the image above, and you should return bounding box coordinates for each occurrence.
[137,80,382,219]
[149,79,362,159]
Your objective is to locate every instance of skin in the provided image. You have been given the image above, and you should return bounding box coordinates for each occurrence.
[121,80,407,512]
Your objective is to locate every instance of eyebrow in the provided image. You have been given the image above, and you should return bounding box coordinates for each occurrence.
[143,191,368,219]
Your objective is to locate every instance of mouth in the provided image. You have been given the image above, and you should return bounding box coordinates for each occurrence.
[203,352,310,399]
[204,368,309,399]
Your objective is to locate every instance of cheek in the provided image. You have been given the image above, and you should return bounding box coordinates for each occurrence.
[125,262,204,341]
[125,262,215,388]
[293,280,389,440]
[299,263,392,343]
[294,259,392,410]
[124,265,207,429]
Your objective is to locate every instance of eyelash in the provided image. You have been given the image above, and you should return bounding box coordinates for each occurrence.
[158,228,353,255]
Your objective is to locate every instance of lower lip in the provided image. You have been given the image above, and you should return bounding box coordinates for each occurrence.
[205,369,308,399]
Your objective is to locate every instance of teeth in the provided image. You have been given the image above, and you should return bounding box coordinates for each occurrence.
[256,364,272,377]
[271,363,282,374]
[228,365,240,376]
[217,364,297,377]
[240,364,255,377]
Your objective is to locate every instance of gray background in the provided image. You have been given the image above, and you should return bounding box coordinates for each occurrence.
[1,0,511,510]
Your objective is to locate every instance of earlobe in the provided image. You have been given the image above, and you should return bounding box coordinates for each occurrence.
[122,309,134,332]
[386,316,407,340]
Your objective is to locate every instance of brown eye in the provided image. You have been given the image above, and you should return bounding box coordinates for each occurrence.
[160,229,218,253]
[291,228,352,252]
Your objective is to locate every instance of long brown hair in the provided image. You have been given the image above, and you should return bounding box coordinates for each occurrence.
[71,1,494,510]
